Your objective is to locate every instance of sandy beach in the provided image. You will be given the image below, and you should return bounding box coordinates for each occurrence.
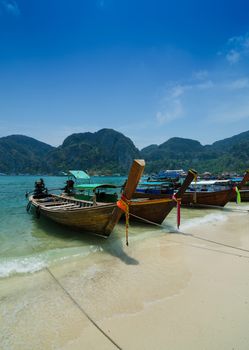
[1,206,249,350]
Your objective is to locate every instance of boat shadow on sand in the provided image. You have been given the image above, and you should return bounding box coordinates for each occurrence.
[30,215,139,266]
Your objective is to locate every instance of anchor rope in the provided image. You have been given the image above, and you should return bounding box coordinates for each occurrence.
[128,210,249,255]
[45,267,123,350]
[25,197,249,348]
[26,239,123,349]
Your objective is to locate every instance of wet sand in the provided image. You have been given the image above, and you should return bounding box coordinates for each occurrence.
[1,207,249,349]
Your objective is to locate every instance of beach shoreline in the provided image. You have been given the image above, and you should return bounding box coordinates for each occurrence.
[1,206,249,349]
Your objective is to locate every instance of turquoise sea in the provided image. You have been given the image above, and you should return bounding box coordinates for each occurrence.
[0,175,128,278]
[1,176,249,350]
[1,175,246,279]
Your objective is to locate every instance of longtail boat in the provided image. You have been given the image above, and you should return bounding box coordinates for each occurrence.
[27,159,145,237]
[63,169,197,225]
[129,169,197,224]
[228,177,249,202]
[181,170,249,207]
[134,170,249,208]
[233,188,249,202]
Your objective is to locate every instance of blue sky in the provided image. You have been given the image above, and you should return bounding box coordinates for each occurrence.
[1,0,249,149]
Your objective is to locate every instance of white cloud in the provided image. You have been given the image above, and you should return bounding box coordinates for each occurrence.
[209,102,249,123]
[196,80,214,90]
[1,0,20,16]
[225,78,249,90]
[226,50,240,64]
[171,84,186,98]
[155,77,215,126]
[228,33,249,50]
[156,98,183,124]
[193,70,208,81]
[224,32,249,64]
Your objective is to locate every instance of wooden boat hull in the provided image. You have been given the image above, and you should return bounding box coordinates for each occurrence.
[29,195,117,237]
[230,189,249,202]
[181,189,233,207]
[239,189,249,202]
[182,170,249,206]
[133,170,249,208]
[133,190,233,208]
[129,198,175,224]
[27,159,145,238]
[64,191,177,225]
[128,169,197,223]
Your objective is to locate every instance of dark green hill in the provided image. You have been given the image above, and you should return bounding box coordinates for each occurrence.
[141,137,205,172]
[45,128,140,174]
[141,131,249,174]
[212,130,249,151]
[0,129,249,175]
[0,135,54,174]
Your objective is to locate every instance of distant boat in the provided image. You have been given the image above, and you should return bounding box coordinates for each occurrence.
[66,169,197,225]
[238,189,249,202]
[27,159,145,237]
[129,169,196,224]
[133,170,249,208]
[227,176,249,202]
[147,169,186,182]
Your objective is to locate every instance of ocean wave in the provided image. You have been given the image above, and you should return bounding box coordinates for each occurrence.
[0,256,47,278]
[180,213,227,231]
[0,245,103,278]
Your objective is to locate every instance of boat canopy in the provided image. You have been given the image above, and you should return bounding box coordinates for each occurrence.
[191,180,232,186]
[138,181,173,187]
[231,177,243,182]
[69,170,90,180]
[74,183,118,191]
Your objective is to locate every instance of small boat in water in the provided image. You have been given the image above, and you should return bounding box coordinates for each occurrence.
[134,170,249,208]
[235,188,249,202]
[130,169,197,224]
[27,159,145,237]
[180,170,249,207]
[63,169,197,225]
[228,177,249,202]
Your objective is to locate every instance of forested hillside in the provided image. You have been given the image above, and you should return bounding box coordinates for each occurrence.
[0,129,249,175]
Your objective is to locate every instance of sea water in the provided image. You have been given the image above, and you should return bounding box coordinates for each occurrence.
[0,175,127,278]
[0,175,245,279]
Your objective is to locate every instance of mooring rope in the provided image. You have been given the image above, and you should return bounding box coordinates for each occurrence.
[179,232,249,254]
[128,211,249,255]
[188,203,249,213]
[160,235,249,259]
[24,202,249,349]
[27,235,123,349]
[45,267,123,350]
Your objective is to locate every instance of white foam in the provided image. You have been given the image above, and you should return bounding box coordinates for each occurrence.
[0,245,104,278]
[180,213,227,231]
[0,256,47,278]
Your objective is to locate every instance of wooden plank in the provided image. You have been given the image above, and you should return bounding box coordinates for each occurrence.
[104,159,145,234]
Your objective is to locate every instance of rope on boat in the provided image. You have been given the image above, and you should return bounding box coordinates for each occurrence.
[117,195,178,246]
[188,203,249,212]
[172,195,181,229]
[117,194,130,246]
[190,169,198,203]
[45,267,123,350]
[179,232,249,254]
[233,186,241,204]
[127,211,249,255]
[26,235,122,349]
